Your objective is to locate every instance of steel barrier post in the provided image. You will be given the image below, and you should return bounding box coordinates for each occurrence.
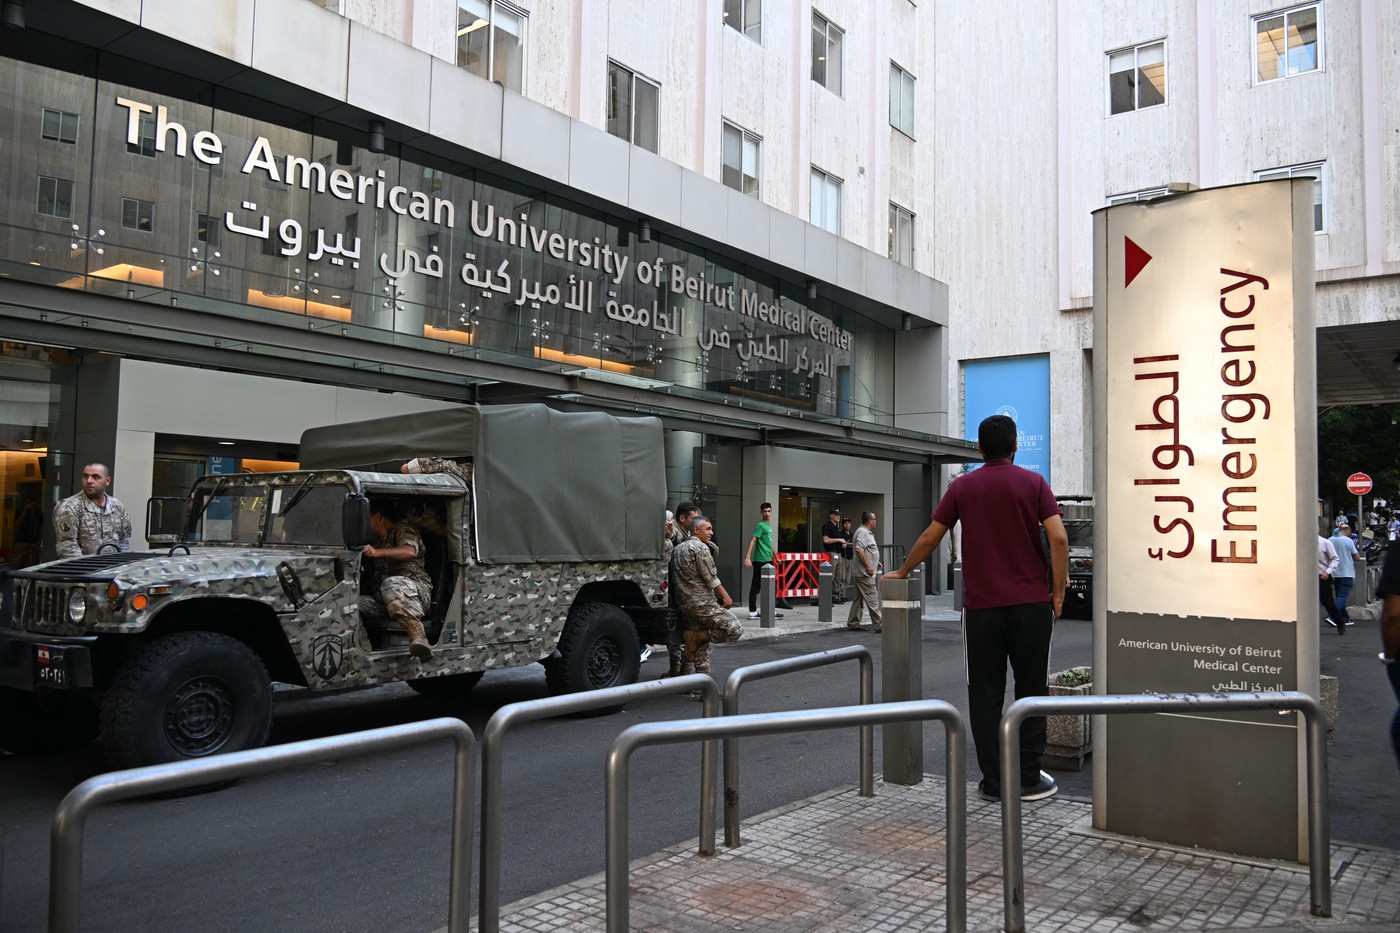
[881,568,924,785]
[760,563,776,628]
[478,674,720,933]
[818,559,833,624]
[49,718,475,933]
[998,691,1330,933]
[721,647,874,847]
[606,700,967,933]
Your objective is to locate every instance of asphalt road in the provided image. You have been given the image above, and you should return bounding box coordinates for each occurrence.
[1,615,1395,931]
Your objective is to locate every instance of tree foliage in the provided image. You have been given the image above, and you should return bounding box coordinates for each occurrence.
[1317,404,1400,513]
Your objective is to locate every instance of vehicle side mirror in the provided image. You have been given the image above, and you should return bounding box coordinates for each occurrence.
[343,494,371,549]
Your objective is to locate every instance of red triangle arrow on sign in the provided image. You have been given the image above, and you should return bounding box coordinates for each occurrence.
[1125,236,1152,287]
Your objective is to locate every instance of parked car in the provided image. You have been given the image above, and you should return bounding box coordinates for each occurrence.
[1062,518,1094,619]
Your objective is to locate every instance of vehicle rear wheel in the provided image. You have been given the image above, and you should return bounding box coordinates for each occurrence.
[406,671,484,699]
[545,603,640,697]
[100,631,272,769]
[0,687,98,754]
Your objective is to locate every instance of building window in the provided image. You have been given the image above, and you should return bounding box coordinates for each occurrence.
[1255,162,1325,232]
[1254,3,1322,83]
[1106,187,1171,205]
[36,175,74,219]
[606,61,659,153]
[127,110,156,157]
[457,0,527,92]
[889,62,916,137]
[195,211,218,246]
[723,0,761,43]
[121,197,155,233]
[41,108,79,144]
[889,203,915,268]
[1108,40,1166,114]
[810,167,842,235]
[722,121,761,198]
[811,12,843,96]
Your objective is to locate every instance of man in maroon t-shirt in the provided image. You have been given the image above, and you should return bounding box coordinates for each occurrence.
[887,414,1069,802]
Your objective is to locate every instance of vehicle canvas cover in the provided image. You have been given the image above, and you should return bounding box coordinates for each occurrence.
[298,404,665,564]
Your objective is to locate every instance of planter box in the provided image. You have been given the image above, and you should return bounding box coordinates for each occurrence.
[1045,669,1092,771]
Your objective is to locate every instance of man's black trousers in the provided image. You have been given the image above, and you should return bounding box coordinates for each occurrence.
[963,601,1055,792]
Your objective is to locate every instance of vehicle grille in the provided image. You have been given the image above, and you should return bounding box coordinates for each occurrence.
[17,581,68,628]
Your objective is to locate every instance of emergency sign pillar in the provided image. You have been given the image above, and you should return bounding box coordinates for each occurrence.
[881,569,923,785]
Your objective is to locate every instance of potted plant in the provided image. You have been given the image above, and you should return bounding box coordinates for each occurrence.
[1045,666,1093,770]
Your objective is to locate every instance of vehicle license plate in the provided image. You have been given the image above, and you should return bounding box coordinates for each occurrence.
[34,644,68,688]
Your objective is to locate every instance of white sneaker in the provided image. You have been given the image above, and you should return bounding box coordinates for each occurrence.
[639,645,653,662]
[748,611,759,619]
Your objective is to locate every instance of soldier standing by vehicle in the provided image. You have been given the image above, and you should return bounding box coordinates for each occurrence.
[361,498,434,660]
[672,516,743,675]
[52,462,131,557]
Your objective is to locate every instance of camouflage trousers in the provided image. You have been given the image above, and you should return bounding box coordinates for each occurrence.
[679,604,744,673]
[359,575,431,629]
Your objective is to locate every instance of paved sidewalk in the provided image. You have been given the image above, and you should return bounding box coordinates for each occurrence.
[490,778,1400,932]
[736,588,962,639]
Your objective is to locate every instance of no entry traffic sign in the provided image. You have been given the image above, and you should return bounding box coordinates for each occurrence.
[1346,472,1373,496]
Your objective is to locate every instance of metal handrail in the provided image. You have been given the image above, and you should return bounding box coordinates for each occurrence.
[606,700,967,933]
[49,718,475,933]
[478,675,721,933]
[998,691,1330,933]
[720,647,874,846]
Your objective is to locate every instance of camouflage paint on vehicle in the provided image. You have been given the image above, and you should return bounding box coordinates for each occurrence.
[7,469,667,691]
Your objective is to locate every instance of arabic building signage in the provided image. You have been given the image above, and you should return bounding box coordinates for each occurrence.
[101,93,860,405]
[1092,181,1317,861]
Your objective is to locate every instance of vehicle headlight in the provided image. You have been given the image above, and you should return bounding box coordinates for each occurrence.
[67,587,88,623]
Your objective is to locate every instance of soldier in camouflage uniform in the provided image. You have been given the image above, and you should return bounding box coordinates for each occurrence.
[671,516,743,675]
[52,462,132,558]
[360,498,434,660]
[662,502,699,677]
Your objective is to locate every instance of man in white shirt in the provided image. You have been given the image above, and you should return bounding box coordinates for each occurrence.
[1318,534,1341,632]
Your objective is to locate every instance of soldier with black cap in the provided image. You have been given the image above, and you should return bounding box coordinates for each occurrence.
[821,507,847,603]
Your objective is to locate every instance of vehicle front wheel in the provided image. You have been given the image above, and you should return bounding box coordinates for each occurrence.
[546,603,640,697]
[100,631,272,769]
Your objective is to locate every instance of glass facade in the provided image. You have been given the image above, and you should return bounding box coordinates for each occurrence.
[0,57,900,427]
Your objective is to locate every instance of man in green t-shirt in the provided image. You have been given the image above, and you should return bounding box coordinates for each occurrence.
[743,501,784,619]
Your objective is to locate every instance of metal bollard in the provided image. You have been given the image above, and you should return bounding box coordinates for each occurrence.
[759,563,776,628]
[880,568,924,785]
[818,560,833,624]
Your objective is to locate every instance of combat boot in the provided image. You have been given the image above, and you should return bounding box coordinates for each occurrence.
[683,629,709,673]
[403,618,433,660]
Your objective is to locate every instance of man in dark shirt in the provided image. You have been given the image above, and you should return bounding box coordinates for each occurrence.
[887,414,1068,802]
[1377,537,1400,767]
[821,508,847,603]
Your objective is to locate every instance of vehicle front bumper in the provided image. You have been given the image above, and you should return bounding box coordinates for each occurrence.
[0,630,97,691]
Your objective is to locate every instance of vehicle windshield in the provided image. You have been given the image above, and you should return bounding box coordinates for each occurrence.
[1064,520,1093,548]
[188,481,346,546]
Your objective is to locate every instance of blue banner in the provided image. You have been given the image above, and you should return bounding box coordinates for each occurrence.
[963,356,1052,483]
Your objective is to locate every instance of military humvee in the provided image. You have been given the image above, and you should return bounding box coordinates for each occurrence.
[0,405,673,768]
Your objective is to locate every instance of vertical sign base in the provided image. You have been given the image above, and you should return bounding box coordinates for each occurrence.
[1092,180,1318,863]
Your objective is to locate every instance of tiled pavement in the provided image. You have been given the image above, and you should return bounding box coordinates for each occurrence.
[489,778,1400,932]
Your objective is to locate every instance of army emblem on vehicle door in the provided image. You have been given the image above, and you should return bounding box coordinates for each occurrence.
[311,633,345,678]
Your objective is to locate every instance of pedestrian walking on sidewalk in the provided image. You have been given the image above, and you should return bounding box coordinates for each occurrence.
[744,502,783,620]
[1319,533,1341,632]
[886,414,1067,803]
[1330,524,1359,629]
[846,511,883,632]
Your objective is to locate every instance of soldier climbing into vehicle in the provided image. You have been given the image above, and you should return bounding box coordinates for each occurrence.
[360,498,434,660]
